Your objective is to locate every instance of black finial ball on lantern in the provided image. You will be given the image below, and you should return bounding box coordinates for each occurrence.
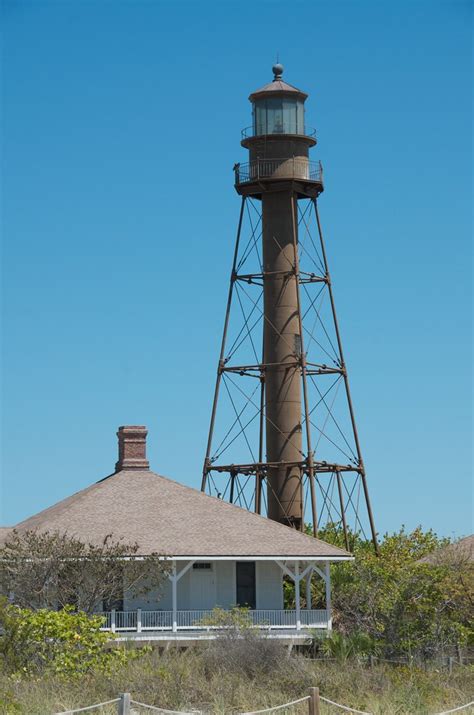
[272,63,284,80]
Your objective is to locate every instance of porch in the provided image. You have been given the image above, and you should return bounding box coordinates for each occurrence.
[99,557,334,639]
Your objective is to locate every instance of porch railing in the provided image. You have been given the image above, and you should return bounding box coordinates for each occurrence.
[98,608,329,633]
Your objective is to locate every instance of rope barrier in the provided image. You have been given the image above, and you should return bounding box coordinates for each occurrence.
[430,703,474,714]
[51,693,474,715]
[319,695,372,714]
[53,699,120,714]
[130,701,201,715]
[240,696,310,714]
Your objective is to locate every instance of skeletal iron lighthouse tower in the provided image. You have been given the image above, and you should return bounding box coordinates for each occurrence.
[202,65,378,552]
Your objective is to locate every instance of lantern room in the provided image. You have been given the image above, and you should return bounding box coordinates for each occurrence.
[249,63,309,137]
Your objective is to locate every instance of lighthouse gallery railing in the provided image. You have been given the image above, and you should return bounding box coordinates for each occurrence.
[235,158,323,185]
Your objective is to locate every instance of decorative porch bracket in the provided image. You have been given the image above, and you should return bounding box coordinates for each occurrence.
[168,560,195,632]
[275,560,332,631]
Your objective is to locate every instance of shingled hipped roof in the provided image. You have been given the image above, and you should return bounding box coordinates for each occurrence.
[2,469,350,560]
[417,535,473,566]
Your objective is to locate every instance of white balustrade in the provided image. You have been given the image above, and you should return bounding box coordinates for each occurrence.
[177,609,214,629]
[98,609,328,633]
[300,609,327,626]
[115,610,137,631]
[141,610,173,630]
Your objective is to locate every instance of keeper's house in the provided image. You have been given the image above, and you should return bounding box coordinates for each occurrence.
[1,426,352,642]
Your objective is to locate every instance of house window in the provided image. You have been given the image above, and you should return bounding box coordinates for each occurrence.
[193,562,212,570]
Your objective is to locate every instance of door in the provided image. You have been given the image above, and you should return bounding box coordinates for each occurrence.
[190,562,216,610]
[236,561,256,609]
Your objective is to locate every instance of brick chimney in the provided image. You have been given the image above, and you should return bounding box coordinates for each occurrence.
[115,425,150,471]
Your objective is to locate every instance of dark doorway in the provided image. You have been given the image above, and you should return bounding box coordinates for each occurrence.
[236,561,256,609]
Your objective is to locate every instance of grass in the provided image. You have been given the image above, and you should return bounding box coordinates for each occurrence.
[0,640,473,715]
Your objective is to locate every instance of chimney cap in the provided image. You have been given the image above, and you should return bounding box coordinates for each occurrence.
[115,425,150,471]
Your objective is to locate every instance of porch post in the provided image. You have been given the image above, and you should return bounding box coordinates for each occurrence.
[168,559,194,634]
[305,572,312,610]
[325,561,332,631]
[171,561,177,633]
[295,562,301,631]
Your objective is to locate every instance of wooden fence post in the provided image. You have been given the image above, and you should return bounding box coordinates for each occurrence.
[118,692,130,715]
[308,687,320,715]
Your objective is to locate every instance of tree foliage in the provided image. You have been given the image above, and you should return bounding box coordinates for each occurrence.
[0,530,171,613]
[312,525,473,659]
[0,598,141,677]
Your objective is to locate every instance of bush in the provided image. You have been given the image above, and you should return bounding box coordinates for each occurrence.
[299,525,474,659]
[200,607,299,679]
[200,605,253,631]
[0,599,134,678]
[204,627,289,678]
[321,631,380,663]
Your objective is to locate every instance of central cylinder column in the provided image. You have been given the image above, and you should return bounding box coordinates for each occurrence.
[263,190,303,528]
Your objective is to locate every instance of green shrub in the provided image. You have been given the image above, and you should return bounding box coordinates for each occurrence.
[321,631,380,662]
[0,599,134,678]
[199,605,252,630]
[300,525,474,659]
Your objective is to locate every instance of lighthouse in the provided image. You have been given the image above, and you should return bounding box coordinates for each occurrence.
[202,65,377,551]
[239,64,318,528]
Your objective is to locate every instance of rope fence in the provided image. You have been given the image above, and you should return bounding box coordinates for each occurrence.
[431,703,474,715]
[241,696,311,714]
[319,695,371,714]
[130,700,201,714]
[239,688,369,715]
[53,698,120,714]
[51,691,474,715]
[53,695,201,715]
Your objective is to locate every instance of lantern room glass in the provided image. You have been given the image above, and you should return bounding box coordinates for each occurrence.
[253,98,304,136]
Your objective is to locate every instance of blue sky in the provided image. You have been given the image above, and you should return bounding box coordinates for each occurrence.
[1,0,472,538]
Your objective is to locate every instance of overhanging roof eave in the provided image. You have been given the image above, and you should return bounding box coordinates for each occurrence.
[120,554,354,562]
